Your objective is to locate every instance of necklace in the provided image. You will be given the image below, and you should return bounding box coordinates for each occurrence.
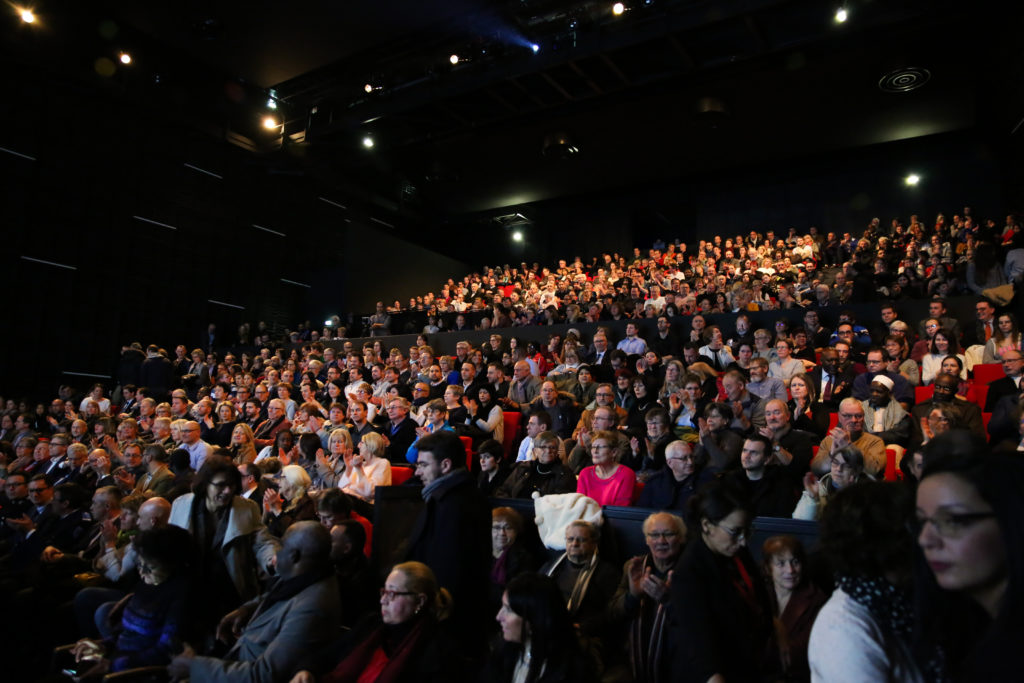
[536,463,553,475]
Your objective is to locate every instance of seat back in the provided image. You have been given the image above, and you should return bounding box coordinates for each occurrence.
[974,363,1006,386]
[884,447,901,482]
[827,412,839,432]
[459,435,474,470]
[915,385,934,403]
[391,466,414,486]
[502,411,521,460]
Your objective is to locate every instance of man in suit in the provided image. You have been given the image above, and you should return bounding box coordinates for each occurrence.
[810,347,855,411]
[966,298,998,348]
[916,299,961,344]
[585,329,614,381]
[238,462,266,503]
[383,396,419,465]
[133,444,176,497]
[170,521,341,682]
[985,351,1023,411]
[252,399,291,449]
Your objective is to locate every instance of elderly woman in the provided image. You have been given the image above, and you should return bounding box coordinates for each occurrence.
[490,573,594,683]
[669,477,771,682]
[263,464,316,536]
[609,512,687,683]
[792,445,869,520]
[316,428,352,489]
[494,431,576,499]
[808,482,922,681]
[769,338,809,387]
[761,536,826,682]
[913,444,1023,680]
[489,507,537,611]
[577,429,637,506]
[291,561,460,683]
[338,431,392,503]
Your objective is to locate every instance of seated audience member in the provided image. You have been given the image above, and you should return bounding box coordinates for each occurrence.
[517,411,552,463]
[910,372,985,448]
[851,347,914,409]
[170,521,341,682]
[477,439,512,496]
[921,328,966,386]
[883,333,921,386]
[810,347,854,411]
[747,357,787,403]
[913,446,1022,680]
[405,398,453,464]
[524,381,581,441]
[569,405,629,474]
[768,337,810,387]
[328,520,376,628]
[787,373,830,440]
[488,507,538,612]
[490,573,595,683]
[860,375,912,448]
[984,349,1024,411]
[540,521,621,644]
[608,512,687,683]
[496,431,577,499]
[808,482,920,681]
[68,525,196,678]
[669,477,771,682]
[727,434,800,517]
[793,445,869,520]
[262,464,316,537]
[721,370,767,432]
[382,396,419,464]
[316,489,372,558]
[758,399,816,487]
[812,398,886,477]
[337,431,392,503]
[666,373,707,434]
[576,429,637,506]
[983,311,1023,363]
[636,440,715,512]
[169,456,280,631]
[761,536,827,682]
[457,384,505,446]
[694,401,743,471]
[625,407,676,473]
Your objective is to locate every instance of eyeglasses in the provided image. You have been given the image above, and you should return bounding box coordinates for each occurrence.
[29,486,50,493]
[380,588,418,601]
[912,512,996,538]
[714,522,751,540]
[645,531,680,540]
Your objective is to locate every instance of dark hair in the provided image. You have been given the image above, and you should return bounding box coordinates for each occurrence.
[192,455,241,496]
[505,573,582,683]
[743,433,772,455]
[478,439,503,462]
[335,519,366,555]
[54,482,87,509]
[317,488,353,516]
[761,535,809,613]
[143,444,168,464]
[296,433,321,464]
[820,481,914,578]
[704,401,734,422]
[930,327,961,355]
[169,449,191,474]
[688,476,751,527]
[416,430,466,470]
[134,525,195,576]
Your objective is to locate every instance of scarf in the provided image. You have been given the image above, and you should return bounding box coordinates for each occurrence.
[544,551,599,615]
[629,555,673,683]
[836,574,912,640]
[325,617,430,683]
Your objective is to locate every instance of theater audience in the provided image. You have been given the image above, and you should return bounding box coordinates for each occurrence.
[761,535,826,682]
[576,429,637,506]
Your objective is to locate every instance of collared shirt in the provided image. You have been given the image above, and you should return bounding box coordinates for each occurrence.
[182,439,213,471]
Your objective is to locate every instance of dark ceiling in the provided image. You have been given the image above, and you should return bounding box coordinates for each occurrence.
[4,0,1022,218]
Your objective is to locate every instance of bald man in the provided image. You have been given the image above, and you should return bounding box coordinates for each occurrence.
[501,360,542,412]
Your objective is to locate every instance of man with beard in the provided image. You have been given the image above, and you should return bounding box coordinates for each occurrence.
[859,375,911,448]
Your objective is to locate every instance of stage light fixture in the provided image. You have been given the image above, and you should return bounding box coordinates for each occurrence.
[262,116,279,130]
[512,231,523,242]
[449,54,460,65]
[834,7,848,23]
[613,3,625,16]
[362,136,375,148]
[266,98,277,110]
[364,83,373,93]
[19,8,35,23]
[905,174,920,186]
[531,43,540,54]
[119,52,132,65]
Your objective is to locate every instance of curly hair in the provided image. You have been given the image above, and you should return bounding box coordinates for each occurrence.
[820,481,914,578]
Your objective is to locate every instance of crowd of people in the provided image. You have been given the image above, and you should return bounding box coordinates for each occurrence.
[0,209,1021,682]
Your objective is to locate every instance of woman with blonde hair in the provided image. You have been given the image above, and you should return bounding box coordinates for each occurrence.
[338,431,392,503]
[263,464,316,536]
[228,422,258,465]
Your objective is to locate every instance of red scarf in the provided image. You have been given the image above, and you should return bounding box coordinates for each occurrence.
[323,617,430,683]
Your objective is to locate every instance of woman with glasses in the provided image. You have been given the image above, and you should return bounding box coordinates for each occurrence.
[291,561,460,683]
[792,445,868,521]
[576,429,636,506]
[494,431,576,500]
[669,478,771,682]
[910,441,1021,680]
[488,507,537,614]
[808,481,923,681]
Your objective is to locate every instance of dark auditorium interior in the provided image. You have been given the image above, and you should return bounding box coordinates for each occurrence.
[1,1,1024,681]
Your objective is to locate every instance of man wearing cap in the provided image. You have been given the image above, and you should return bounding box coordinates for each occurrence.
[860,375,912,448]
[850,347,913,410]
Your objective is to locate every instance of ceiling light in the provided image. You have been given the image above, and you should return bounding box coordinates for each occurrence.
[362,136,374,148]
[905,174,920,186]
[19,8,35,23]
[612,3,625,16]
[266,98,277,110]
[834,7,848,23]
[449,54,460,65]
[119,52,132,65]
[262,116,279,130]
[364,83,373,93]
[512,231,523,242]
[531,43,540,54]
